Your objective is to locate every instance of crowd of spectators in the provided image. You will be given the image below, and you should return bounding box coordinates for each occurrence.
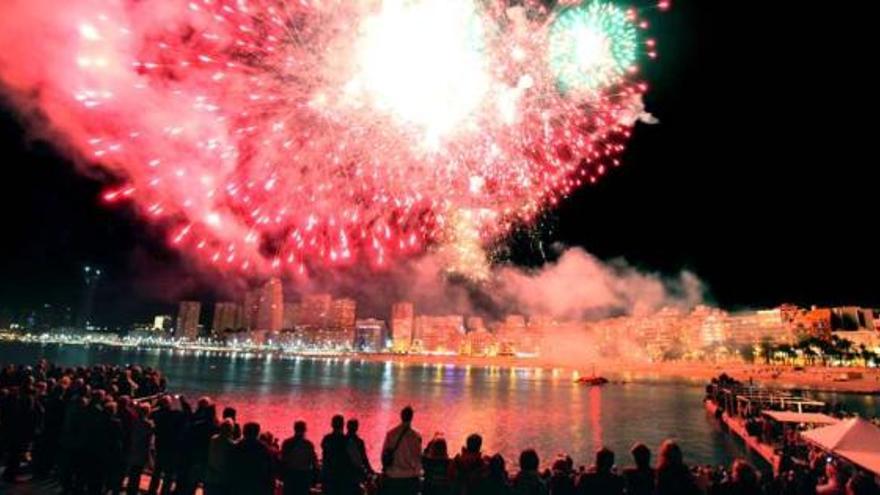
[2,361,878,495]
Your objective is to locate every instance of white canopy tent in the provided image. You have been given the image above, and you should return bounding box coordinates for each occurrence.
[801,417,880,475]
[762,411,839,425]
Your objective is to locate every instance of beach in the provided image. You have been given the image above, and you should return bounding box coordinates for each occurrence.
[327,352,880,394]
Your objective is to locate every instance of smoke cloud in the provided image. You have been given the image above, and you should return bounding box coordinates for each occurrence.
[493,247,703,319]
[284,245,705,323]
[276,245,705,365]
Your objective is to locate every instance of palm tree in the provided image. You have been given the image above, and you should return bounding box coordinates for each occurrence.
[857,344,877,368]
[831,335,854,365]
[795,338,813,365]
[802,345,818,366]
[759,338,775,365]
[776,344,796,365]
[739,343,757,364]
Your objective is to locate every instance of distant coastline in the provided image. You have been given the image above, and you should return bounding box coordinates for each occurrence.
[3,333,879,395]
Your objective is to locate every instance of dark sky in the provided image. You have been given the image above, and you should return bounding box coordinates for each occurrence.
[0,2,876,324]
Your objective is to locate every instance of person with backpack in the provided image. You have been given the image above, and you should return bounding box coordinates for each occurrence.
[380,406,422,495]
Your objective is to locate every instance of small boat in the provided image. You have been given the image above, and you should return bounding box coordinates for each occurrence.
[575,375,609,386]
[575,366,609,386]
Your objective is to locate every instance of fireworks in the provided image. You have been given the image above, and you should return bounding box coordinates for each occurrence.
[352,0,490,142]
[550,2,639,93]
[0,0,664,278]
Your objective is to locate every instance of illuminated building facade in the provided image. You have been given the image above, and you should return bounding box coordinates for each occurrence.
[328,298,357,347]
[831,306,875,331]
[462,330,496,356]
[298,294,332,328]
[243,288,261,331]
[466,316,486,333]
[391,302,414,352]
[725,309,795,347]
[256,277,283,332]
[355,318,388,351]
[176,301,201,340]
[798,307,833,339]
[212,302,241,333]
[412,315,464,353]
[152,315,173,333]
[282,302,299,331]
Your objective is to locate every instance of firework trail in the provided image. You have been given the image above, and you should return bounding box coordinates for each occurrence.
[0,0,667,278]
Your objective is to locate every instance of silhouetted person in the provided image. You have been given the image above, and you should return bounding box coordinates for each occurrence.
[577,447,624,495]
[34,382,65,479]
[206,419,237,495]
[179,397,219,495]
[82,391,109,495]
[232,422,276,495]
[104,401,126,495]
[482,454,513,495]
[512,449,547,495]
[281,420,319,495]
[149,395,186,495]
[0,387,13,476]
[321,414,354,495]
[549,456,576,495]
[817,459,848,495]
[59,394,89,493]
[846,472,879,495]
[715,459,764,495]
[117,396,138,469]
[126,403,155,495]
[451,433,488,495]
[622,443,655,495]
[381,405,422,495]
[655,440,700,495]
[422,435,452,495]
[346,418,374,490]
[1,384,40,482]
[222,406,242,440]
[260,431,281,467]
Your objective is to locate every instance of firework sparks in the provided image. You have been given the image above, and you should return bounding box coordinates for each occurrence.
[549,2,639,93]
[0,0,663,278]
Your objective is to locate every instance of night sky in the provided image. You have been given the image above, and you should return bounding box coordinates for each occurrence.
[0,2,876,325]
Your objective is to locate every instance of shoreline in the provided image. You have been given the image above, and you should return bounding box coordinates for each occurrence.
[4,337,880,394]
[351,354,880,395]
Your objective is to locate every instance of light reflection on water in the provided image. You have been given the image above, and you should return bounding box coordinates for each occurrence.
[2,342,874,470]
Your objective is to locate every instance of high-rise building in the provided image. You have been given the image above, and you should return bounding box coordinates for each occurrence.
[725,309,794,347]
[212,302,241,333]
[243,288,261,331]
[831,306,875,331]
[283,302,299,330]
[465,316,486,333]
[390,302,414,352]
[684,305,728,347]
[298,294,333,328]
[256,278,284,332]
[413,315,464,353]
[355,318,388,351]
[505,315,528,332]
[800,307,833,339]
[176,301,201,340]
[463,329,496,356]
[329,298,357,345]
[152,315,173,333]
[330,298,357,330]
